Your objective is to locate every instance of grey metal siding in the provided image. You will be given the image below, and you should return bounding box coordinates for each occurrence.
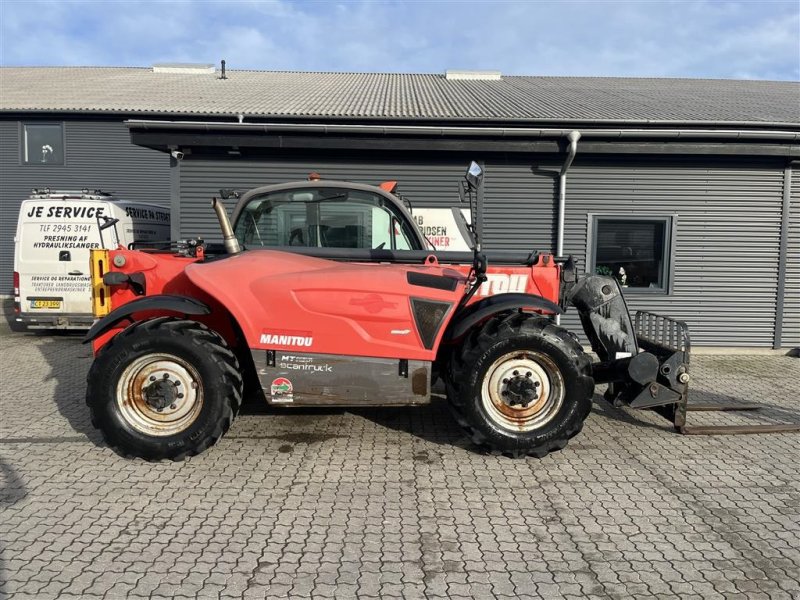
[560,159,785,347]
[482,160,557,251]
[0,119,169,290]
[178,156,469,243]
[782,168,800,346]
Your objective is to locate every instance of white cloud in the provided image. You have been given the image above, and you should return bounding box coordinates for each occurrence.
[0,0,797,80]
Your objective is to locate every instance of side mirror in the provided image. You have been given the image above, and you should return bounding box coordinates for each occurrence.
[465,161,483,190]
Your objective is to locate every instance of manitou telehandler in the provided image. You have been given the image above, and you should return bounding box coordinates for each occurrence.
[83,162,703,460]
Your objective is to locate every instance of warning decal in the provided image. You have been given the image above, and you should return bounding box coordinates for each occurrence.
[270,377,294,403]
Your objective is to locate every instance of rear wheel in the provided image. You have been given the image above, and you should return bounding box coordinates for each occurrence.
[86,318,242,460]
[447,312,594,458]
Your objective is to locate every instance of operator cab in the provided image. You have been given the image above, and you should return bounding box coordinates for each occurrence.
[231,182,425,251]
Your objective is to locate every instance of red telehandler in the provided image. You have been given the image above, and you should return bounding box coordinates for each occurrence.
[84,162,701,460]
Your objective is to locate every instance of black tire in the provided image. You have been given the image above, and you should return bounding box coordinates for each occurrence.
[446,312,594,458]
[86,317,243,461]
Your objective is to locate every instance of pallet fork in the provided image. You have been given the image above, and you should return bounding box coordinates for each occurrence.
[569,276,800,435]
[632,311,800,435]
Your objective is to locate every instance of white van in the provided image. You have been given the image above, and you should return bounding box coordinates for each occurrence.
[13,189,170,329]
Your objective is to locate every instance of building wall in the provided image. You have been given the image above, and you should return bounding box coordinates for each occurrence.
[0,119,169,290]
[782,166,800,347]
[482,159,557,251]
[177,153,788,347]
[559,157,785,347]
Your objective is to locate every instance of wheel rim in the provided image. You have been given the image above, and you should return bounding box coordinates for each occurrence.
[116,353,203,437]
[480,350,565,432]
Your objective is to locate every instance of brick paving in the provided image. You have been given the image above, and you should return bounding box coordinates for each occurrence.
[0,320,798,599]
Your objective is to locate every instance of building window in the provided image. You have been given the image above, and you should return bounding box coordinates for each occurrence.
[588,215,675,293]
[22,123,65,165]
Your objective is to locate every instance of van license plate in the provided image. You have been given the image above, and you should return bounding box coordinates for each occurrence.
[30,299,61,309]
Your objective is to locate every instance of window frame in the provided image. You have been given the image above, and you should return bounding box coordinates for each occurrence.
[586,213,677,295]
[20,122,66,166]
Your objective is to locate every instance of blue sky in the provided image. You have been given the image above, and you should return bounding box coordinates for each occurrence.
[1,0,798,80]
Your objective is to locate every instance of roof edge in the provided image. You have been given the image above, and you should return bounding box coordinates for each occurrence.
[123,119,800,141]
[1,108,798,130]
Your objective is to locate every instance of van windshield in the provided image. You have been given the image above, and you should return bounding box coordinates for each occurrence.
[234,187,420,250]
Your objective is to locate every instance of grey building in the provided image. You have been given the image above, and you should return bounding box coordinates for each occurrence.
[1,65,798,347]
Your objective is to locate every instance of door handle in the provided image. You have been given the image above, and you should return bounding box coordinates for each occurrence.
[68,270,83,276]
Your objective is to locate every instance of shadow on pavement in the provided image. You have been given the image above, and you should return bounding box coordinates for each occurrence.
[352,397,476,451]
[236,388,475,452]
[2,298,25,333]
[240,388,679,452]
[693,387,800,423]
[0,457,27,596]
[590,385,800,431]
[588,393,676,432]
[33,330,105,448]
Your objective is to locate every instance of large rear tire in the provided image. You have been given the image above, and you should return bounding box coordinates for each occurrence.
[446,312,594,458]
[86,318,242,461]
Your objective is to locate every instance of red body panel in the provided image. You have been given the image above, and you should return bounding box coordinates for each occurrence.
[452,262,560,303]
[91,249,226,354]
[95,248,561,360]
[185,251,465,361]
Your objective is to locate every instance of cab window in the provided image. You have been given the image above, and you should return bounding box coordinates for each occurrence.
[234,187,419,250]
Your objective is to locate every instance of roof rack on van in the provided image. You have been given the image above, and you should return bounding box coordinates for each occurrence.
[29,189,117,201]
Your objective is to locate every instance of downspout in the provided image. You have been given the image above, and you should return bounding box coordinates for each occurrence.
[556,131,581,325]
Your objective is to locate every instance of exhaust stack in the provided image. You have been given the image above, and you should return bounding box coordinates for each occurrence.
[212,197,241,255]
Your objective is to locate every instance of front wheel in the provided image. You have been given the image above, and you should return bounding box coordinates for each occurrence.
[447,312,594,458]
[86,318,243,460]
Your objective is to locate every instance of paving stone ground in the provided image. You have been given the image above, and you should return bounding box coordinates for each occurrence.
[0,320,798,599]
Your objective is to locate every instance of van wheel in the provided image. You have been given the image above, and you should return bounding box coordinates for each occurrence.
[86,318,242,460]
[446,312,594,458]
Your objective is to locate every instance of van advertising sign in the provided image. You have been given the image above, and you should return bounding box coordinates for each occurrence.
[26,205,107,219]
[123,206,171,241]
[15,197,171,323]
[31,223,101,250]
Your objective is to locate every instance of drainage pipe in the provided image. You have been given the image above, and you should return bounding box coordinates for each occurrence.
[555,131,581,325]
